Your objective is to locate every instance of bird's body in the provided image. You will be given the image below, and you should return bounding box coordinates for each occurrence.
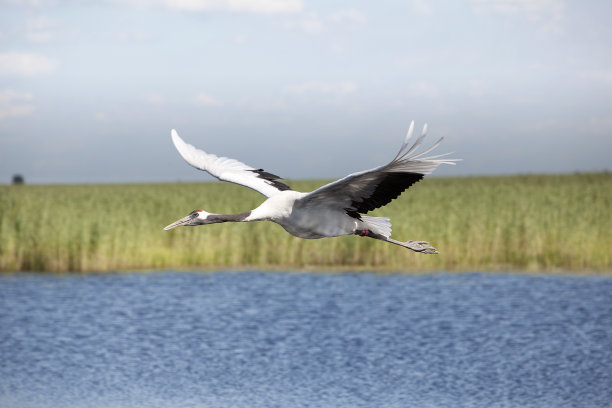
[164,122,459,254]
[246,190,377,239]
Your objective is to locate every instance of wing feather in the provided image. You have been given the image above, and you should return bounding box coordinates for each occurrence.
[296,123,459,216]
[170,130,291,197]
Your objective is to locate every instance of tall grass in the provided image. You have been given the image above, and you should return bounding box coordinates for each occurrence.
[1,173,610,273]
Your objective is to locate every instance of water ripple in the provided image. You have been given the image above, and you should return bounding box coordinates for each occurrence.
[1,271,611,407]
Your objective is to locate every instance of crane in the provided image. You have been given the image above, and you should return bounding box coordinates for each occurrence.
[164,122,458,254]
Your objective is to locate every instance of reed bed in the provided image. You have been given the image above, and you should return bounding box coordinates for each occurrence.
[1,173,610,273]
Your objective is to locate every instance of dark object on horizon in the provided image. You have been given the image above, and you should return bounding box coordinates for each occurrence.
[12,174,25,185]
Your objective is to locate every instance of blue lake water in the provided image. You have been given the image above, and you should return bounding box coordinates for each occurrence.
[1,271,611,408]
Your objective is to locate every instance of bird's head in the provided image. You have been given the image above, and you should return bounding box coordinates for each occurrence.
[163,209,211,230]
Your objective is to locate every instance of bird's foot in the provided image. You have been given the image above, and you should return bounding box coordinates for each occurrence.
[404,240,438,254]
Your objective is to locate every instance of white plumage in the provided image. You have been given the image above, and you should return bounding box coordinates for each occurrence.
[164,122,459,254]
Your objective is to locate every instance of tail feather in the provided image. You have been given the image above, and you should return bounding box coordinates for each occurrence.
[362,216,392,238]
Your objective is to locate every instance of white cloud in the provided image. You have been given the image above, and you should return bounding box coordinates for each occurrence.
[25,15,58,43]
[162,0,302,13]
[408,81,439,98]
[328,9,367,25]
[3,0,54,6]
[284,80,357,96]
[0,52,59,76]
[10,0,303,13]
[113,30,154,43]
[234,96,288,112]
[145,93,165,105]
[283,12,325,34]
[284,8,367,35]
[470,0,566,35]
[329,40,346,54]
[470,0,564,21]
[412,0,434,15]
[232,33,248,45]
[0,90,35,120]
[194,92,220,106]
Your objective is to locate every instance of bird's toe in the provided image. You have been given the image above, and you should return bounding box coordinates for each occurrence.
[406,240,438,254]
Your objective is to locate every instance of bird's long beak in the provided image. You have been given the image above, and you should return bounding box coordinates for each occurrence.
[163,212,198,230]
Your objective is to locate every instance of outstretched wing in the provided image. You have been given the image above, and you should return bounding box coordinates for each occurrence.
[170,129,291,197]
[296,121,459,217]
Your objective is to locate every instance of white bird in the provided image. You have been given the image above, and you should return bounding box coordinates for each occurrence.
[164,122,459,254]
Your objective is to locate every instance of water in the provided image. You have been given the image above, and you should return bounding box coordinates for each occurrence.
[1,271,611,408]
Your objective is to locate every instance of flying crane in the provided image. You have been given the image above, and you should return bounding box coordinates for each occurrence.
[164,122,459,254]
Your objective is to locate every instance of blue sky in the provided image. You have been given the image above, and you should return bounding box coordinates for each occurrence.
[1,0,611,184]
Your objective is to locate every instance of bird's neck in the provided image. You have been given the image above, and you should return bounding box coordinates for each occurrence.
[206,212,252,223]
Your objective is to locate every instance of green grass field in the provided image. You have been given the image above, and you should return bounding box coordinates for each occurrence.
[1,173,610,273]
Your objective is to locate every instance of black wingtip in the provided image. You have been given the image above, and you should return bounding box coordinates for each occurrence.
[349,172,424,214]
[248,169,292,191]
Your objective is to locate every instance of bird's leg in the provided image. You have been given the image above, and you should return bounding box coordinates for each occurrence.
[356,229,439,254]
